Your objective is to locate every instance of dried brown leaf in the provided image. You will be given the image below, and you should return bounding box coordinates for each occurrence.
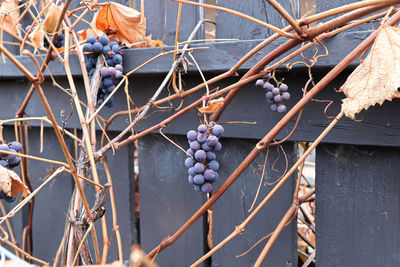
[0,0,20,36]
[28,23,44,50]
[199,97,224,114]
[341,25,400,119]
[0,165,29,197]
[43,2,64,34]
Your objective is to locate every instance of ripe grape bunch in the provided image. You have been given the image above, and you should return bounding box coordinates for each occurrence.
[185,122,224,193]
[83,35,124,108]
[255,74,291,113]
[24,19,65,49]
[0,141,23,203]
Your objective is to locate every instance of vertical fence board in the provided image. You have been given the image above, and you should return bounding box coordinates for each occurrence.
[139,134,205,267]
[316,144,400,266]
[212,139,297,266]
[216,0,295,40]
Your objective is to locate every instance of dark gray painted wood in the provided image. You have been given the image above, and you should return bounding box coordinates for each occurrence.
[138,134,205,267]
[216,0,295,40]
[316,144,400,266]
[0,31,373,79]
[212,140,297,266]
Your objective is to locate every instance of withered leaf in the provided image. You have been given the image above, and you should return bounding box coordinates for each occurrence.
[0,165,29,198]
[0,0,20,36]
[199,97,224,114]
[43,2,64,35]
[341,25,400,119]
[28,23,45,50]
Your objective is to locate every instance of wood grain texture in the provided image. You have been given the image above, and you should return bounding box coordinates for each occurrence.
[211,139,297,266]
[138,134,205,267]
[316,143,400,266]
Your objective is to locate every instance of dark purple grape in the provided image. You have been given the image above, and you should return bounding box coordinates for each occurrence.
[0,191,5,199]
[96,98,104,107]
[115,64,123,72]
[266,91,274,100]
[193,174,205,185]
[282,92,290,100]
[93,42,103,53]
[274,95,283,103]
[5,195,16,203]
[103,78,114,88]
[5,149,17,161]
[89,69,95,77]
[0,144,9,157]
[201,143,212,152]
[208,160,219,171]
[100,67,110,77]
[113,54,123,64]
[115,70,123,80]
[186,148,194,157]
[201,183,213,193]
[213,142,222,152]
[264,73,272,79]
[271,104,278,112]
[109,41,118,47]
[188,167,196,176]
[212,125,224,137]
[190,141,201,150]
[108,67,116,76]
[186,130,197,141]
[195,150,206,161]
[194,163,205,173]
[105,96,114,108]
[193,185,201,192]
[86,61,93,70]
[272,87,280,95]
[106,59,115,67]
[279,83,288,92]
[185,157,195,168]
[0,160,8,168]
[206,152,216,161]
[8,157,20,168]
[9,141,22,152]
[107,51,115,59]
[83,43,93,52]
[204,169,216,182]
[197,124,207,133]
[188,175,194,184]
[255,79,265,88]
[106,85,116,93]
[263,82,274,91]
[102,45,111,55]
[87,35,97,44]
[277,104,287,113]
[206,135,218,147]
[196,133,208,144]
[214,172,219,181]
[112,45,121,54]
[99,35,109,46]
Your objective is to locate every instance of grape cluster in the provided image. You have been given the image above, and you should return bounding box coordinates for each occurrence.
[255,75,291,113]
[82,35,124,108]
[24,19,64,48]
[0,141,23,203]
[185,122,224,193]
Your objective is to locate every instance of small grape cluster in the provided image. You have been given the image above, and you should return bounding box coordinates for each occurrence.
[0,141,23,203]
[24,19,64,48]
[82,35,124,108]
[185,122,224,193]
[255,75,291,113]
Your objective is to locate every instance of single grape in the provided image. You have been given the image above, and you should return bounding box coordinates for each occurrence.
[99,35,109,46]
[194,163,205,173]
[107,51,115,59]
[204,169,216,182]
[274,95,283,103]
[195,150,206,161]
[186,148,194,157]
[187,130,197,141]
[56,33,64,42]
[86,61,93,71]
[255,79,265,88]
[213,142,222,152]
[9,141,22,152]
[201,183,213,193]
[5,149,17,161]
[115,70,123,80]
[188,175,194,184]
[87,35,97,44]
[193,174,205,185]
[263,82,274,91]
[282,92,290,100]
[8,157,20,168]
[201,143,212,152]
[113,54,123,64]
[185,157,195,168]
[115,64,123,72]
[277,104,287,113]
[264,73,272,79]
[105,96,114,108]
[106,85,116,93]
[102,45,111,55]
[112,45,121,54]
[0,160,8,168]
[206,135,218,147]
[82,43,93,52]
[271,104,278,112]
[5,195,16,203]
[190,141,201,150]
[109,41,118,48]
[196,133,208,144]
[193,185,201,192]
[272,87,280,95]
[197,124,207,133]
[0,144,9,157]
[188,167,196,176]
[93,42,103,53]
[206,152,216,161]
[103,78,114,88]
[106,59,115,67]
[279,83,288,92]
[208,160,219,171]
[214,172,219,181]
[107,67,116,76]
[212,125,224,137]
[266,91,274,100]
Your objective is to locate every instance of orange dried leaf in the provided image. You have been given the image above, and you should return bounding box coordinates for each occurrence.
[151,39,166,47]
[92,2,149,46]
[0,0,20,36]
[199,97,224,114]
[28,23,44,49]
[43,2,64,34]
[341,25,400,119]
[0,165,29,198]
